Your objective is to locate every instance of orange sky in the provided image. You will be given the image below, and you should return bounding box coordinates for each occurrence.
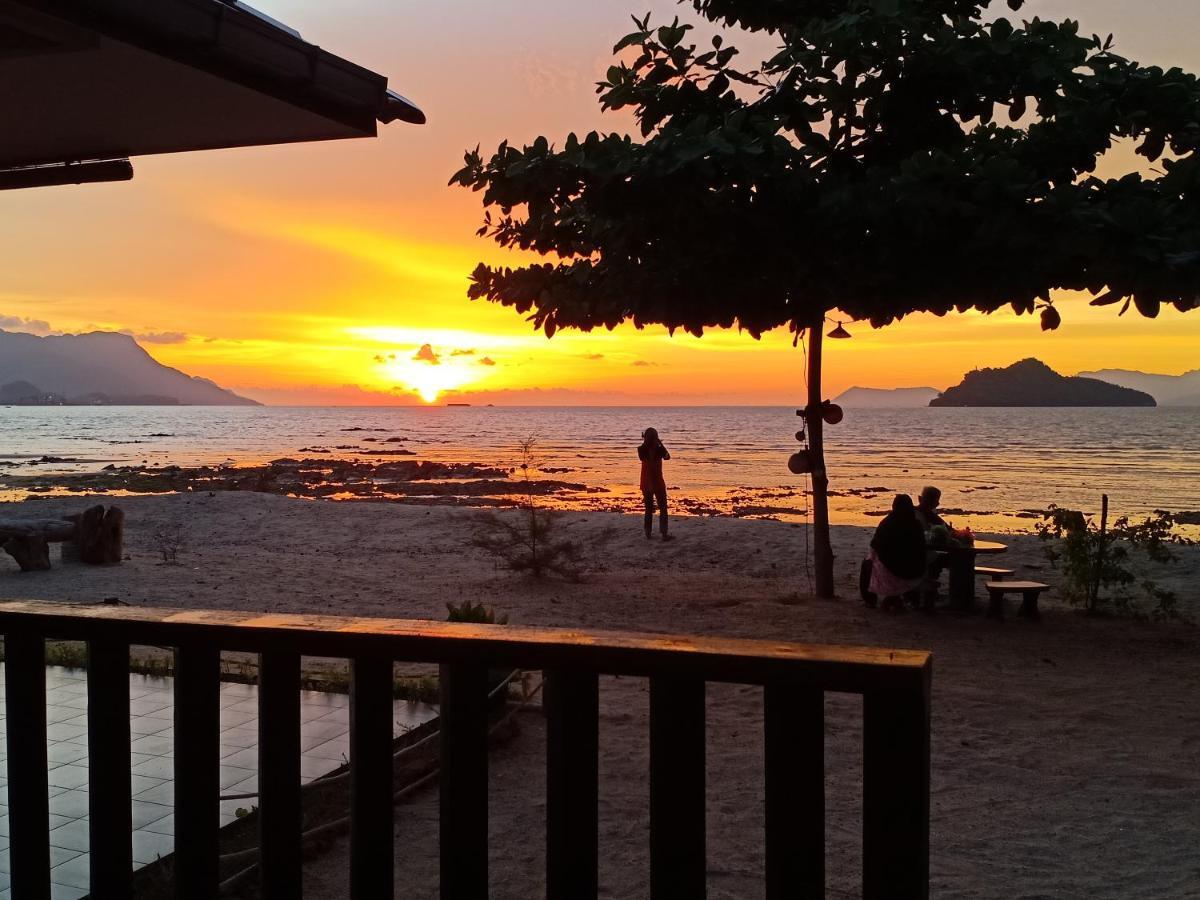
[3,0,1199,405]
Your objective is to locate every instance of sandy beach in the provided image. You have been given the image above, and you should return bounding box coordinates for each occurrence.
[1,492,1198,898]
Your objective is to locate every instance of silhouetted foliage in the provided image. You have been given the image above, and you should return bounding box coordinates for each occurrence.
[453,0,1200,596]
[453,0,1200,336]
[446,600,509,625]
[471,436,613,580]
[1036,504,1194,621]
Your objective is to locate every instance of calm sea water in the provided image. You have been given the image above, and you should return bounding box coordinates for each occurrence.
[0,405,1196,533]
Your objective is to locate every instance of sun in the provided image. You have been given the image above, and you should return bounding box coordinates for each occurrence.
[375,354,479,403]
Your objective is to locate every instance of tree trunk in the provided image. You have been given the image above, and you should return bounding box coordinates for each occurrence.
[1089,493,1109,613]
[807,324,835,598]
[71,504,125,565]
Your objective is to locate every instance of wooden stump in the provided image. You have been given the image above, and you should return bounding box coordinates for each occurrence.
[2,535,51,571]
[71,505,125,565]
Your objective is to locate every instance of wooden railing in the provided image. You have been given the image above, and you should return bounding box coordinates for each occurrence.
[0,600,932,899]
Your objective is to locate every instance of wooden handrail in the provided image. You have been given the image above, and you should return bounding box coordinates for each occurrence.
[0,600,929,691]
[0,599,932,900]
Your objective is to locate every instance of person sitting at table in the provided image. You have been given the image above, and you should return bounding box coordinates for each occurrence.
[866,494,927,612]
[916,486,949,533]
[917,486,952,610]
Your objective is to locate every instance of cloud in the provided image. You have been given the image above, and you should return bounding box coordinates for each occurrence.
[134,331,188,345]
[450,348,476,356]
[0,313,54,335]
[478,356,497,366]
[583,353,604,360]
[632,359,658,367]
[372,353,398,363]
[413,343,441,365]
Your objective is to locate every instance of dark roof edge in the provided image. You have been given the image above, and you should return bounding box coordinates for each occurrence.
[22,0,424,131]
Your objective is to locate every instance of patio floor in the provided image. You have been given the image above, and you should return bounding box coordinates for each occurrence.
[0,665,436,899]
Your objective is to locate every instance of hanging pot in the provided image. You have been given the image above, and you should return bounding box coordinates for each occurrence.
[821,402,844,425]
[787,451,813,475]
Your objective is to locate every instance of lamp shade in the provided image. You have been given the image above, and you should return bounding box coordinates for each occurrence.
[827,321,852,339]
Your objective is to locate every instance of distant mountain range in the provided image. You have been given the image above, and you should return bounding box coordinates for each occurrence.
[833,386,940,408]
[1078,368,1200,406]
[0,330,258,405]
[930,359,1155,407]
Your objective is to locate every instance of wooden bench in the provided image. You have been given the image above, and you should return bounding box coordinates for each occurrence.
[984,580,1047,622]
[0,505,124,571]
[975,565,1014,579]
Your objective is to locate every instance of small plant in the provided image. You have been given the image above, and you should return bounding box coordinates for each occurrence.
[1037,496,1193,621]
[446,600,509,625]
[470,435,601,580]
[152,523,187,564]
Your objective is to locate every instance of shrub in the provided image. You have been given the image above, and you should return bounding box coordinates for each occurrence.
[470,436,610,581]
[152,523,186,564]
[446,600,509,625]
[1036,497,1193,621]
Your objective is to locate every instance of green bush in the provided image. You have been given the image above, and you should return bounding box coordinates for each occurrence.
[1036,502,1193,621]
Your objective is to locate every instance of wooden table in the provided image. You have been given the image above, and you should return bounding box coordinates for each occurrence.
[946,540,1007,611]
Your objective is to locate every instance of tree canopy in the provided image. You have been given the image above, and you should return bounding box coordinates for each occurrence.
[452,0,1200,338]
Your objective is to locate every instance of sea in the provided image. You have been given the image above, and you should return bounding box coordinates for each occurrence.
[0,405,1196,535]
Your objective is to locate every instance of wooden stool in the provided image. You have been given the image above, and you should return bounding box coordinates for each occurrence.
[984,581,1047,622]
[975,565,1014,580]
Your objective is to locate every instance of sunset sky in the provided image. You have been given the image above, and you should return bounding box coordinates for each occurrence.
[3,0,1199,405]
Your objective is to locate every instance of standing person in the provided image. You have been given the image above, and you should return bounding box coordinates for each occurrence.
[638,427,671,540]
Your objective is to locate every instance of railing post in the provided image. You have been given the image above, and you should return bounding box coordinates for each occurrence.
[545,669,599,900]
[764,684,824,899]
[259,651,302,899]
[5,631,51,900]
[863,668,932,900]
[351,655,394,900]
[89,638,134,896]
[440,662,489,900]
[174,644,221,900]
[649,677,706,900]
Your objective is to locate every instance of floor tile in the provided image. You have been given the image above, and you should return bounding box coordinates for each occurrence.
[48,818,89,853]
[130,756,174,780]
[131,799,173,830]
[46,743,88,766]
[48,789,89,819]
[141,813,174,836]
[49,850,90,888]
[47,765,88,791]
[132,829,174,865]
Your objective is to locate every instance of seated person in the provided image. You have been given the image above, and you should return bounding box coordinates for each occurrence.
[865,494,927,611]
[917,485,951,607]
[916,486,949,533]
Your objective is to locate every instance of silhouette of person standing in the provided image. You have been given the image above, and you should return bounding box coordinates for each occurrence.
[638,427,671,540]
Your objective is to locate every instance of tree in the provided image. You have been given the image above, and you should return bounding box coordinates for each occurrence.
[452,0,1200,597]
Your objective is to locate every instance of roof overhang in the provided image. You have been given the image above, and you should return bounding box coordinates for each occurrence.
[0,0,424,173]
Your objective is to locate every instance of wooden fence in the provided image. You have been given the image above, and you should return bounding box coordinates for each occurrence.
[0,600,931,899]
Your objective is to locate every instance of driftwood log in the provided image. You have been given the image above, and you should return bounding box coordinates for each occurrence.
[0,505,124,571]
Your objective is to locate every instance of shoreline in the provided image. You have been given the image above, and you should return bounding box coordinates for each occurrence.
[4,457,1195,538]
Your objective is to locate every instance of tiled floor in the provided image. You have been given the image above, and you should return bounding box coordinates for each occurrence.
[0,666,436,899]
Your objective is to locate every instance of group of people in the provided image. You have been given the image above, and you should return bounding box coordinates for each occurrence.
[864,486,951,612]
[637,429,955,610]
